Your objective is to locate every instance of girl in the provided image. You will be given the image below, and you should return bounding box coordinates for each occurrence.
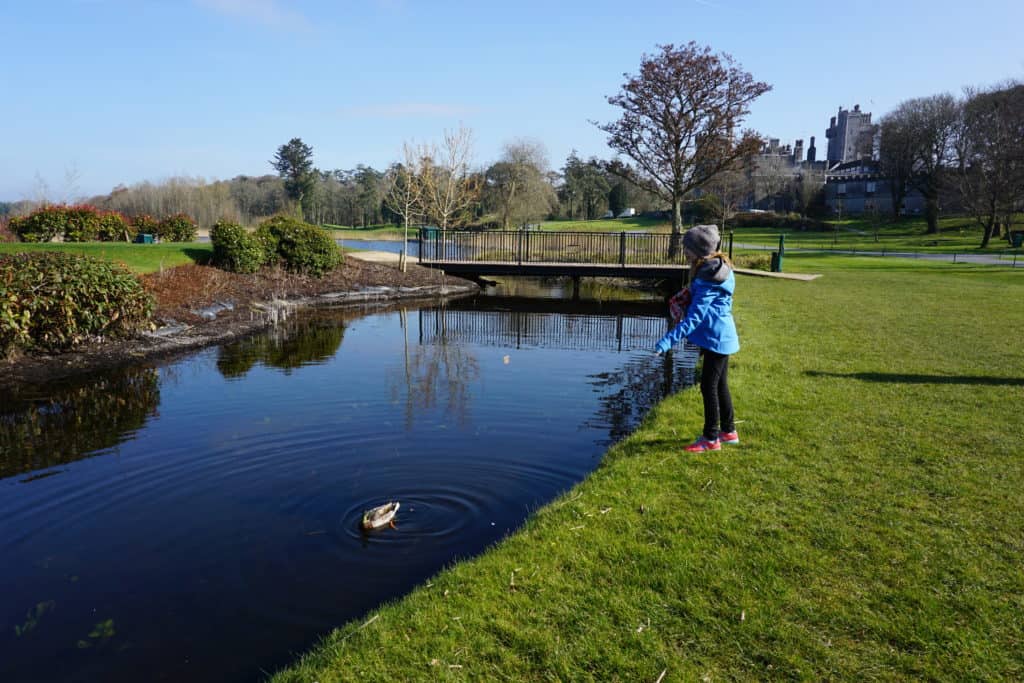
[655,224,739,452]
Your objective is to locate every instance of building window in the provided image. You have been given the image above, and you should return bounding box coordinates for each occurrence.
[838,183,847,195]
[866,182,876,194]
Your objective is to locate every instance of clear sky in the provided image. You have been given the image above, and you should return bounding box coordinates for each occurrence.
[2,0,1022,200]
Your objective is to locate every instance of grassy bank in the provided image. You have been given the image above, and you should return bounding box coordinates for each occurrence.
[274,256,1023,681]
[0,242,212,274]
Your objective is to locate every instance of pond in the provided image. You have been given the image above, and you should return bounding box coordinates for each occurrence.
[0,280,697,682]
[340,238,419,257]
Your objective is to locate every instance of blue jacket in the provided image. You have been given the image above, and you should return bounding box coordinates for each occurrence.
[655,258,739,355]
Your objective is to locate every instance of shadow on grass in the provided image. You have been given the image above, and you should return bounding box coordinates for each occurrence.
[183,247,212,265]
[806,370,1024,386]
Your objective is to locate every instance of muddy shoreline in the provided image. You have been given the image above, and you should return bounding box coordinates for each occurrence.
[1,259,478,388]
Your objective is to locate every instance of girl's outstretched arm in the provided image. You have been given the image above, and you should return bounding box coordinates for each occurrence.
[655,281,715,353]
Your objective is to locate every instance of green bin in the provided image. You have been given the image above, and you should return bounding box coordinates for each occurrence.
[133,233,154,244]
[1011,231,1024,248]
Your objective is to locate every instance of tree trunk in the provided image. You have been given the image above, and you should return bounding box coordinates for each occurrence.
[669,196,683,258]
[924,190,939,234]
[980,216,994,248]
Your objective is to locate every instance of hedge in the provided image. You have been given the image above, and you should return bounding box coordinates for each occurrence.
[0,252,153,355]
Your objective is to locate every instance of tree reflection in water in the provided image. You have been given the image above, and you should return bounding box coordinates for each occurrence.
[586,351,697,446]
[389,307,480,430]
[0,367,161,480]
[216,316,346,379]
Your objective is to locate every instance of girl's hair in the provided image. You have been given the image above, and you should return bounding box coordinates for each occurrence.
[688,251,732,283]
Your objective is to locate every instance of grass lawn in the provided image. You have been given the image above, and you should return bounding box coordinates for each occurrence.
[0,242,212,274]
[729,215,1023,257]
[540,216,671,232]
[273,256,1023,681]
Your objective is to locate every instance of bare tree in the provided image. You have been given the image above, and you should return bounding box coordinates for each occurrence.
[752,153,792,211]
[419,125,480,231]
[795,168,825,218]
[595,42,770,252]
[879,94,959,233]
[704,165,751,231]
[955,82,1024,247]
[384,142,424,271]
[485,139,557,228]
[878,117,915,219]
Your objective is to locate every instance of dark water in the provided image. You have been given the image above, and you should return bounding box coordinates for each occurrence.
[0,283,697,683]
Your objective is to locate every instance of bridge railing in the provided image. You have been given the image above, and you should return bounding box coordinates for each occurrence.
[418,229,686,266]
[418,308,700,359]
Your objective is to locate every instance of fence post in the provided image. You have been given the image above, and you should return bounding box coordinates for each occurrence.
[517,229,523,265]
[728,231,734,261]
[619,232,627,267]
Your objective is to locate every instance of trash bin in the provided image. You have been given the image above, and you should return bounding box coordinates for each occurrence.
[1011,231,1024,248]
[133,233,154,244]
[770,251,780,272]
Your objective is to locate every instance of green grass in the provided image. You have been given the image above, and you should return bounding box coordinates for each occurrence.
[540,216,670,232]
[729,215,1023,257]
[273,256,1024,681]
[0,242,212,274]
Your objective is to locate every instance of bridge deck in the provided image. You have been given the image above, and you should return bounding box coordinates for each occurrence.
[418,258,820,281]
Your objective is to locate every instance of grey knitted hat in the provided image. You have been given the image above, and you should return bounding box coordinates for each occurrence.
[682,224,720,257]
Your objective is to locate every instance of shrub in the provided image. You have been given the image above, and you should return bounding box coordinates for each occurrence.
[96,211,132,241]
[256,215,341,277]
[253,223,280,265]
[10,205,70,242]
[733,253,771,271]
[0,252,154,355]
[210,220,265,274]
[684,196,721,223]
[6,205,122,242]
[0,218,16,243]
[131,214,160,238]
[157,213,198,242]
[62,205,102,242]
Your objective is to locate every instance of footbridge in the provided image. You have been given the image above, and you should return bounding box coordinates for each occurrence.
[415,228,819,281]
[417,228,689,280]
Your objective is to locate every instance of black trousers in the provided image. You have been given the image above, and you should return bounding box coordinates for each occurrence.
[700,349,734,440]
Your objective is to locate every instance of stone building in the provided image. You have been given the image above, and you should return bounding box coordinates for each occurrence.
[825,105,879,165]
[824,160,925,216]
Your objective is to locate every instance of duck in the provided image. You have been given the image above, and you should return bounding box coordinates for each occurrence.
[362,501,400,530]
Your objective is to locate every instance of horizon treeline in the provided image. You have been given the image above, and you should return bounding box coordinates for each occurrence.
[0,150,663,230]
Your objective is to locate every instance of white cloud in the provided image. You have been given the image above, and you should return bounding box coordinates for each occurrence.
[195,0,313,33]
[336,103,483,119]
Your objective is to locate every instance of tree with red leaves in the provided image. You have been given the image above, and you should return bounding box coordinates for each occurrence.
[596,42,770,252]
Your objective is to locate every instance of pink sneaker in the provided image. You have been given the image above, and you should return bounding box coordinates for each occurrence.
[684,436,721,453]
[719,431,739,445]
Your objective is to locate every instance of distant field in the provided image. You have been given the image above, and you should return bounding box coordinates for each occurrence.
[540,216,670,232]
[726,215,1021,254]
[0,242,212,274]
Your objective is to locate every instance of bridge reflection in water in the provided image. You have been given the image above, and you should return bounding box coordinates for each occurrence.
[417,296,700,361]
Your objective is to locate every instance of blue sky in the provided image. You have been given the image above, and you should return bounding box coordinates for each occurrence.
[2,0,1022,200]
